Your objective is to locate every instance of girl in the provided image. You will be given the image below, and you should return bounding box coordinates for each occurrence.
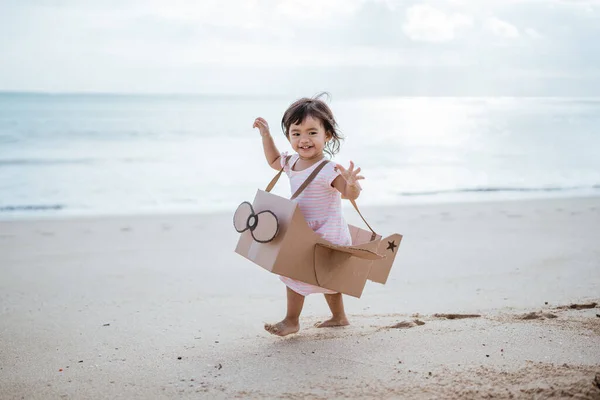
[253,94,364,337]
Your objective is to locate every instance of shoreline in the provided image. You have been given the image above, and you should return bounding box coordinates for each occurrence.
[2,192,599,222]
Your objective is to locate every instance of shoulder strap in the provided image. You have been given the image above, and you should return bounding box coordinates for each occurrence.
[349,199,377,241]
[265,156,377,240]
[290,160,329,200]
[265,155,292,193]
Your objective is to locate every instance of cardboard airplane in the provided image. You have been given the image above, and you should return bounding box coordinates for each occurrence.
[233,158,402,298]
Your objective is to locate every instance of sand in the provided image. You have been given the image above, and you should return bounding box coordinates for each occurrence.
[1,196,599,399]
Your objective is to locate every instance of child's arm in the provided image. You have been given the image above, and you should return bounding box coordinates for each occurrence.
[331,161,364,201]
[253,117,281,171]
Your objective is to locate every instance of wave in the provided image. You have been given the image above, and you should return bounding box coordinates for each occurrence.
[0,157,156,167]
[399,185,600,197]
[0,204,65,212]
[0,158,98,166]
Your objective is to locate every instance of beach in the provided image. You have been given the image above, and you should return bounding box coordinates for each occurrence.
[1,196,599,399]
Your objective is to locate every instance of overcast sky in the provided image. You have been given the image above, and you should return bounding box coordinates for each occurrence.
[1,0,599,96]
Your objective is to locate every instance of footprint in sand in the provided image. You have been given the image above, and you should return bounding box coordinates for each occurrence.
[555,302,597,310]
[519,311,558,320]
[385,319,425,329]
[433,313,481,320]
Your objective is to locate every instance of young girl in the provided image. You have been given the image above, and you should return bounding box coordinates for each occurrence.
[253,94,364,337]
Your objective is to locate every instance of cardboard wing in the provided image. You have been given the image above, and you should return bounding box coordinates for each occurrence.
[234,189,403,298]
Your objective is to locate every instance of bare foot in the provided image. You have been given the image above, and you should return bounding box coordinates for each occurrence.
[264,319,299,337]
[315,316,350,328]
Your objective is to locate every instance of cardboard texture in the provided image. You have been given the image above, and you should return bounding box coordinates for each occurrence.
[234,164,402,298]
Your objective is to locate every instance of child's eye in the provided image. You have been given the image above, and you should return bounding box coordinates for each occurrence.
[309,132,317,135]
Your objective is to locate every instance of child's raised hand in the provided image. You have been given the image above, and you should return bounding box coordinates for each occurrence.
[253,117,271,138]
[335,161,364,187]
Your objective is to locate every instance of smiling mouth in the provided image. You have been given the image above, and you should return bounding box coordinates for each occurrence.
[300,145,313,150]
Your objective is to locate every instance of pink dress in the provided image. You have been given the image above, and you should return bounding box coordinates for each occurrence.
[279,152,352,296]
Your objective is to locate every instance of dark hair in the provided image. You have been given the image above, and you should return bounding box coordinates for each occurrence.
[281,92,343,157]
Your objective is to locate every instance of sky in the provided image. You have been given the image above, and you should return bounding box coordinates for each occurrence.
[1,0,599,96]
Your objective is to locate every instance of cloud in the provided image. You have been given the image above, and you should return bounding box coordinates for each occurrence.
[525,28,543,39]
[275,0,362,20]
[485,17,520,39]
[0,0,599,95]
[402,4,473,43]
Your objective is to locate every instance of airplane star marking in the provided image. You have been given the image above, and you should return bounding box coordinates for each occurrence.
[386,240,397,253]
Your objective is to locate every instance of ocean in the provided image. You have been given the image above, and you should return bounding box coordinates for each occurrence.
[1,92,599,219]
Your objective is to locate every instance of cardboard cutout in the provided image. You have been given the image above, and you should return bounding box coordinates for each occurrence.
[234,158,402,298]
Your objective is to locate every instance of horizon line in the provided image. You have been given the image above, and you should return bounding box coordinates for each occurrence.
[1,90,600,100]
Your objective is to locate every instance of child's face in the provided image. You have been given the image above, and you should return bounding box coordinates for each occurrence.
[288,115,330,160]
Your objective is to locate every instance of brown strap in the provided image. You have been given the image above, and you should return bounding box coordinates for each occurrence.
[349,199,377,240]
[290,160,329,200]
[265,156,377,240]
[265,155,292,192]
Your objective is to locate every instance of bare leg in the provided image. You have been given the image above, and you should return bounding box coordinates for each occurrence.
[315,293,350,328]
[264,287,304,336]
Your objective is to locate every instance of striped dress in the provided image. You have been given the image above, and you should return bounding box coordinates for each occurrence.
[279,152,352,296]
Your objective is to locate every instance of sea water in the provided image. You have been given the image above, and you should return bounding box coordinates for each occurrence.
[1,93,599,218]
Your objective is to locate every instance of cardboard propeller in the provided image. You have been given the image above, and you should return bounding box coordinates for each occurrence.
[234,156,402,298]
[233,202,279,243]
